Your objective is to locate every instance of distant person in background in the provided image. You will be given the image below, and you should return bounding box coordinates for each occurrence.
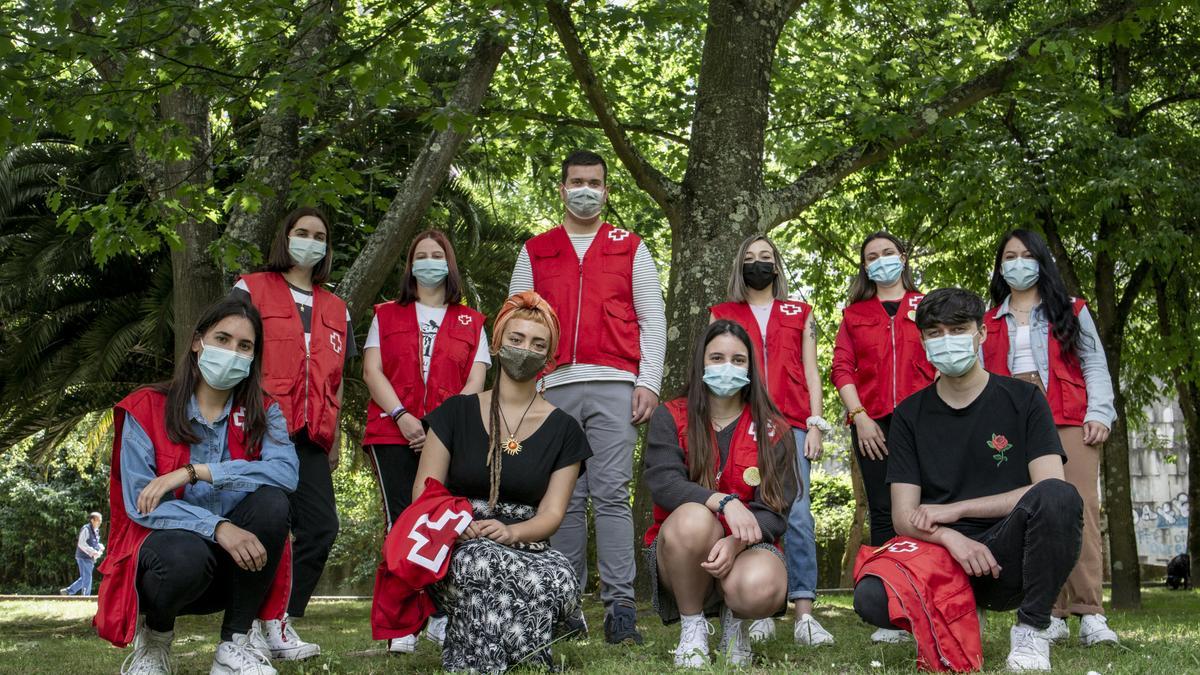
[60,512,104,596]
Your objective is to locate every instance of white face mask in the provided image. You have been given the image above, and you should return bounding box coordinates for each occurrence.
[563,186,605,219]
[288,236,327,269]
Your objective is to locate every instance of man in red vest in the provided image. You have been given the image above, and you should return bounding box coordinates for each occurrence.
[509,150,667,645]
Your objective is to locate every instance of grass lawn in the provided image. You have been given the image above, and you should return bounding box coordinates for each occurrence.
[2,588,1197,673]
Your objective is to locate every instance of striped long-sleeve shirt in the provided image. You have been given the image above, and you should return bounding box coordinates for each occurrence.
[509,231,667,395]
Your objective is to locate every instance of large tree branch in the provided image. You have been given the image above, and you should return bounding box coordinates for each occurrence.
[337,27,509,322]
[480,106,690,145]
[545,1,681,221]
[760,1,1142,229]
[1118,259,1152,322]
[1132,91,1200,129]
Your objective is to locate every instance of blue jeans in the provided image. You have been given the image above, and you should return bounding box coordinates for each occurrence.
[66,554,94,595]
[785,429,817,601]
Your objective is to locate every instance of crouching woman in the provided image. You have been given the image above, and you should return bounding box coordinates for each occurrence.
[96,298,299,675]
[643,319,798,668]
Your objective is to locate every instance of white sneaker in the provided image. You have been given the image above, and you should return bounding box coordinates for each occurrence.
[794,613,835,646]
[388,634,418,654]
[748,617,775,642]
[1044,616,1069,643]
[258,615,320,660]
[121,617,174,675]
[210,634,277,675]
[673,617,714,668]
[870,627,912,644]
[248,622,271,661]
[425,615,448,647]
[718,606,753,666]
[1078,614,1118,646]
[1006,624,1051,672]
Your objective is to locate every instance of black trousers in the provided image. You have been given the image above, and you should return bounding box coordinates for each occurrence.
[288,434,340,617]
[137,486,290,640]
[851,414,895,546]
[853,479,1083,631]
[366,443,421,526]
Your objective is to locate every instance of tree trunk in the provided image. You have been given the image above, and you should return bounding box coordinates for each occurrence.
[338,28,509,321]
[1182,374,1200,585]
[631,428,654,595]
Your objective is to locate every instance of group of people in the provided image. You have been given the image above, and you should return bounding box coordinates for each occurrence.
[96,149,1117,674]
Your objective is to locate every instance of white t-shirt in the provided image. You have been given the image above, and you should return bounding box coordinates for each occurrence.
[748,302,772,342]
[1011,324,1038,374]
[364,302,491,382]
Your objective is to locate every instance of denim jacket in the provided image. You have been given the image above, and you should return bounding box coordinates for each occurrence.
[119,395,299,541]
[993,295,1116,428]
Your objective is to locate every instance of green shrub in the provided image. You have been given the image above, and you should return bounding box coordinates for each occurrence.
[810,468,854,587]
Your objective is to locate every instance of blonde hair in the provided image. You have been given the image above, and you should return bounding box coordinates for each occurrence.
[726,234,789,302]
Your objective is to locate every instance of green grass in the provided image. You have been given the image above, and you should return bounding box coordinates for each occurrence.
[2,588,1198,673]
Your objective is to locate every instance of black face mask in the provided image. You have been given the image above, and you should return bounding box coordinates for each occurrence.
[742,261,776,291]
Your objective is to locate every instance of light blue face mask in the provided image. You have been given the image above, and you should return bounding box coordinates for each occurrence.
[923,333,979,378]
[197,342,253,391]
[866,255,904,285]
[1001,258,1040,291]
[288,236,327,269]
[412,258,450,288]
[564,186,604,219]
[702,362,750,398]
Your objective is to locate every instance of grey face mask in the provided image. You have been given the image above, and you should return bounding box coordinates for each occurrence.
[498,345,547,382]
[563,186,604,219]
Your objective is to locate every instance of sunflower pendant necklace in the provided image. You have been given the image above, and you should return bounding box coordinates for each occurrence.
[499,392,538,456]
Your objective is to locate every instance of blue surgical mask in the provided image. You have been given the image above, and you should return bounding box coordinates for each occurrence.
[288,236,327,268]
[412,258,450,288]
[197,342,253,390]
[923,333,979,378]
[564,186,605,219]
[1001,258,1040,291]
[867,255,904,285]
[703,363,750,398]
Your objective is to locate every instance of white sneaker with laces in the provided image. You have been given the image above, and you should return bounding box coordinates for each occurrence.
[718,606,753,666]
[794,613,835,646]
[674,616,714,668]
[425,615,448,647]
[248,621,271,661]
[210,633,277,675]
[259,615,320,660]
[747,618,775,641]
[1006,624,1051,672]
[121,617,174,675]
[870,627,912,644]
[1078,614,1118,646]
[388,634,418,654]
[1044,616,1069,643]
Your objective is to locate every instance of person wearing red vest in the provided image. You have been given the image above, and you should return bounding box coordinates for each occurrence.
[231,207,353,660]
[642,320,798,669]
[982,229,1118,647]
[361,229,490,654]
[97,298,299,675]
[509,150,667,644]
[709,234,835,647]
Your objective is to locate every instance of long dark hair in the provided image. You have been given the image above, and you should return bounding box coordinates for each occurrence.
[151,298,268,451]
[987,229,1083,356]
[847,231,919,304]
[264,207,333,284]
[681,320,798,513]
[397,229,464,305]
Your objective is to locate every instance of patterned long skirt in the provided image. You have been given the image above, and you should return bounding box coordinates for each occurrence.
[431,500,581,673]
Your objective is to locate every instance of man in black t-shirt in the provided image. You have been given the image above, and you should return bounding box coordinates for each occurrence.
[852,288,1083,673]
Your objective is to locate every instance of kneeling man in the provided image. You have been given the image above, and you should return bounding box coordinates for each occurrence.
[853,288,1083,672]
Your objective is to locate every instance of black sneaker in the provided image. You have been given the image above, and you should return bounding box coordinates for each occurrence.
[557,608,588,641]
[604,604,643,645]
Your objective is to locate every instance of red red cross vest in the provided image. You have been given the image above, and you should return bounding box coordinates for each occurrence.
[711,300,813,430]
[643,399,781,547]
[239,271,347,452]
[525,222,641,375]
[982,298,1089,426]
[831,292,936,420]
[94,388,291,648]
[362,301,486,446]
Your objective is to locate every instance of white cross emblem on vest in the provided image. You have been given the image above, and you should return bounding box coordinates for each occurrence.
[780,303,802,316]
[909,295,923,308]
[232,408,245,429]
[407,509,473,572]
[458,314,472,326]
[608,228,630,242]
[887,540,919,553]
[329,333,343,354]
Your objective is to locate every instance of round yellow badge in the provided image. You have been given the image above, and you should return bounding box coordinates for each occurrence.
[742,467,761,487]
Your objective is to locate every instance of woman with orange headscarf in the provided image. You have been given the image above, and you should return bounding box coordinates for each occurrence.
[412,291,592,672]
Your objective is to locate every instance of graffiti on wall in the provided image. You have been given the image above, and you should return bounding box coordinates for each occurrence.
[1134,493,1189,564]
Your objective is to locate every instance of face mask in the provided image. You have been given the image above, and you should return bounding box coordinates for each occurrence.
[411,258,450,288]
[742,261,776,291]
[288,237,326,269]
[866,255,904,285]
[197,341,253,391]
[1001,258,1040,291]
[702,363,750,398]
[563,186,604,220]
[923,333,979,378]
[498,345,547,382]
